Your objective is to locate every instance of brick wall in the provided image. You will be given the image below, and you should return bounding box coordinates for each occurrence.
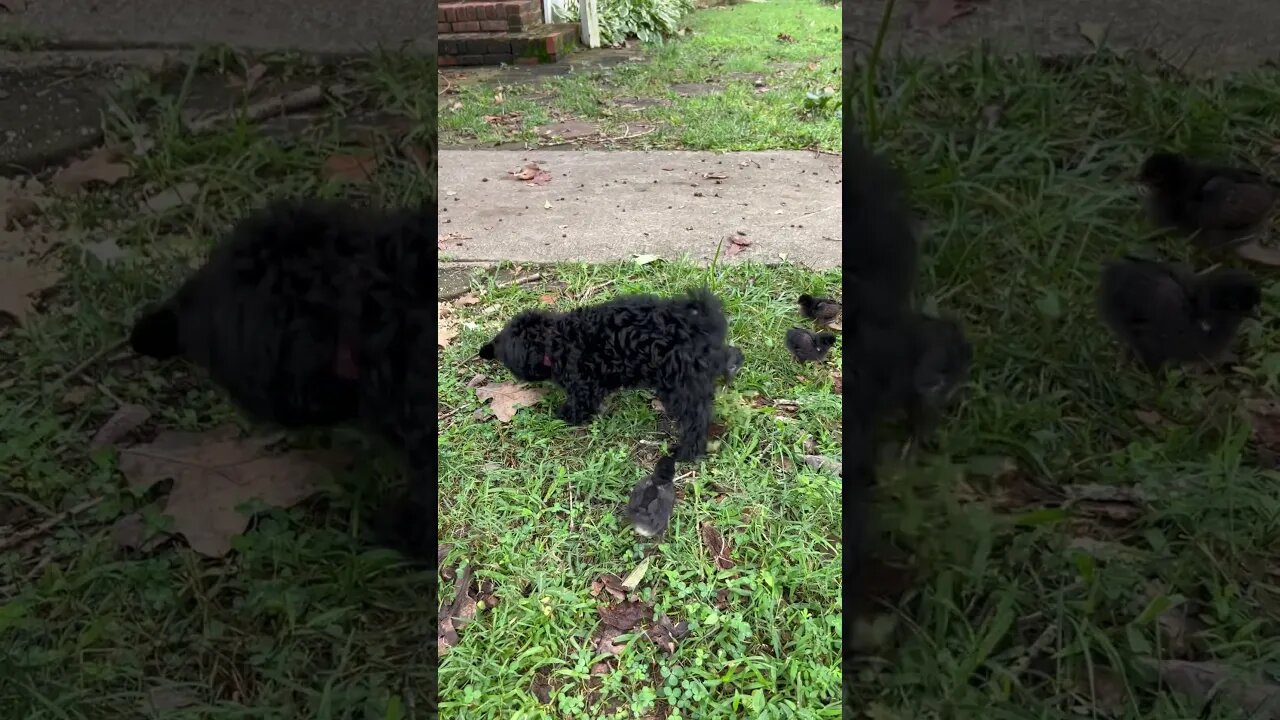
[437,0,542,34]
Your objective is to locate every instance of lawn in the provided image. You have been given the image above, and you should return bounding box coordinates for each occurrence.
[0,52,441,718]
[437,261,843,718]
[439,0,841,152]
[849,50,1280,717]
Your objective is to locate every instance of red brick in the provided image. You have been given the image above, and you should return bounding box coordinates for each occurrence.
[516,56,541,65]
[454,20,480,31]
[444,5,458,21]
[484,54,513,64]
[438,22,451,32]
[457,55,486,66]
[460,4,477,20]
[480,19,506,31]
[439,55,459,66]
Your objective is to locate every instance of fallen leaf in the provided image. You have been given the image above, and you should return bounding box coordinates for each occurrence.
[141,182,200,214]
[117,431,332,557]
[543,200,552,210]
[141,684,200,714]
[530,678,552,704]
[776,33,795,43]
[725,233,752,257]
[438,231,468,251]
[61,386,90,405]
[595,627,627,657]
[53,147,131,192]
[597,600,650,631]
[450,596,478,629]
[910,0,978,29]
[83,237,128,266]
[90,403,152,449]
[646,614,689,654]
[109,512,148,550]
[1235,240,1280,267]
[1078,21,1108,50]
[322,153,379,184]
[0,256,61,323]
[592,573,627,601]
[1144,659,1280,717]
[437,543,452,566]
[438,616,459,656]
[538,293,557,304]
[633,254,660,266]
[621,556,652,591]
[475,382,547,422]
[699,522,735,570]
[510,162,544,181]
[453,292,481,307]
[801,454,843,476]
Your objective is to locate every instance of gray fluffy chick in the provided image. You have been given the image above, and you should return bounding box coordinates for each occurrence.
[1098,255,1261,373]
[625,455,677,537]
[785,327,837,362]
[1139,152,1278,251]
[896,314,972,438]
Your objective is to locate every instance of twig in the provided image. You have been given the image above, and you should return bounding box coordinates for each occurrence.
[578,279,616,303]
[598,125,657,143]
[808,148,842,158]
[0,496,105,552]
[495,272,543,289]
[755,203,840,227]
[53,338,128,388]
[1008,622,1058,680]
[186,83,347,135]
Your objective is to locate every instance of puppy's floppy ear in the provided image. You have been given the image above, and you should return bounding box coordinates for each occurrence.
[129,301,182,359]
[478,341,496,360]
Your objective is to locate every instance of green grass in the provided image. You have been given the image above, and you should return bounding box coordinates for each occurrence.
[437,261,843,718]
[439,0,841,151]
[850,51,1280,717]
[0,53,441,718]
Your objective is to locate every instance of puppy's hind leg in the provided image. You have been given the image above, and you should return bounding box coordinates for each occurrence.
[660,383,714,462]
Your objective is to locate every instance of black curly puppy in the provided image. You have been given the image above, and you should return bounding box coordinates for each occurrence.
[128,198,435,558]
[479,288,732,462]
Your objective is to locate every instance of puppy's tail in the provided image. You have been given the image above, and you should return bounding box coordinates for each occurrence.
[680,287,728,342]
[129,302,182,359]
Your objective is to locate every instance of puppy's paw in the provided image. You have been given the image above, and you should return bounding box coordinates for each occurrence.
[555,403,593,425]
[372,496,433,564]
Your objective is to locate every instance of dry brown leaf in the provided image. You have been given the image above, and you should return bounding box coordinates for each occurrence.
[141,182,200,214]
[597,600,650,631]
[1145,659,1280,717]
[802,454,843,476]
[595,627,626,657]
[510,162,544,181]
[475,382,547,423]
[591,573,627,601]
[90,404,152,449]
[322,153,379,184]
[117,430,332,557]
[725,234,752,257]
[450,596,478,629]
[226,63,268,93]
[0,256,61,323]
[910,0,979,29]
[438,616,459,656]
[699,522,736,570]
[53,147,131,192]
[109,512,150,550]
[646,614,689,655]
[453,292,481,307]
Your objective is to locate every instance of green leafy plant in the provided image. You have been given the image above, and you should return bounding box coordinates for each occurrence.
[558,0,694,45]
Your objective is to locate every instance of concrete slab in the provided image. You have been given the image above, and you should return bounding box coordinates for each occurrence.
[437,150,842,268]
[0,68,111,175]
[4,0,435,55]
[844,0,1280,74]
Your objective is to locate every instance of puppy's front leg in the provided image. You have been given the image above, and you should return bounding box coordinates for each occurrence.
[660,384,713,461]
[556,383,604,425]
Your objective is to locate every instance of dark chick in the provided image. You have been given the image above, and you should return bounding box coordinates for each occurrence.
[896,315,972,438]
[1098,255,1261,373]
[785,327,837,362]
[625,455,677,537]
[798,294,842,325]
[721,345,744,383]
[1139,152,1277,251]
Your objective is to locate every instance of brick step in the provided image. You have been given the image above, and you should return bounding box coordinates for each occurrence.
[438,0,543,33]
[439,24,578,66]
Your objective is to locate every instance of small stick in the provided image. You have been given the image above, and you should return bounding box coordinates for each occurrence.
[578,278,616,303]
[0,496,105,552]
[53,338,128,388]
[495,272,543,290]
[186,83,346,135]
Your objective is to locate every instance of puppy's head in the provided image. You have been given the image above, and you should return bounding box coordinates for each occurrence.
[1199,269,1261,319]
[1138,152,1191,190]
[130,300,183,359]
[912,316,972,406]
[479,309,558,381]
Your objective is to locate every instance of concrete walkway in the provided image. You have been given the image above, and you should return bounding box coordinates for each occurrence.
[3,0,435,54]
[438,150,842,269]
[844,0,1280,74]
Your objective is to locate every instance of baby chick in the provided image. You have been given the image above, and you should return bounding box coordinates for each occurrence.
[786,327,837,363]
[798,294,842,325]
[721,346,744,383]
[625,455,677,537]
[1098,255,1261,373]
[1139,152,1277,251]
